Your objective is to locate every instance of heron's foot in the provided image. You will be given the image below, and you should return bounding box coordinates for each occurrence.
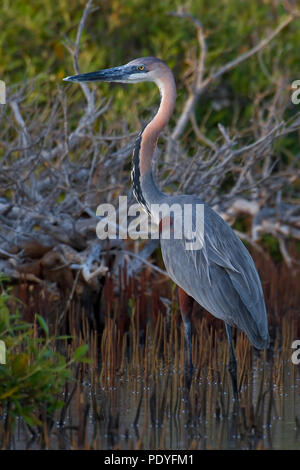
[227,360,239,400]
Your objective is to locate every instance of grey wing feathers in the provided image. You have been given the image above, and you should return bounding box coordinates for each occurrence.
[160,200,269,349]
[206,207,269,346]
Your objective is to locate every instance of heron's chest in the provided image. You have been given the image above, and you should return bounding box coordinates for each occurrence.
[160,238,205,288]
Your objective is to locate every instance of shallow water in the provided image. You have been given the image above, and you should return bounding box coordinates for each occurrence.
[86,367,300,450]
[11,359,299,450]
[4,301,300,451]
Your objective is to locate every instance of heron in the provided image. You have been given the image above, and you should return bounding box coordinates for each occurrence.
[64,57,270,397]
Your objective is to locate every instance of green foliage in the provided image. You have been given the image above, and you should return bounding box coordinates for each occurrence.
[232,215,250,233]
[1,0,299,130]
[0,274,90,429]
[260,234,282,263]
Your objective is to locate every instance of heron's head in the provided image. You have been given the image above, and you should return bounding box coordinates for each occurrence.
[63,57,171,85]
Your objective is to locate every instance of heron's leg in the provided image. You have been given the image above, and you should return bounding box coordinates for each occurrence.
[178,288,194,377]
[225,323,239,399]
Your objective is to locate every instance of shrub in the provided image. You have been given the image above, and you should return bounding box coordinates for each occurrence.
[0,274,89,444]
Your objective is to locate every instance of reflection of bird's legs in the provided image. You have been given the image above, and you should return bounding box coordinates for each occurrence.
[225,323,239,400]
[178,288,194,387]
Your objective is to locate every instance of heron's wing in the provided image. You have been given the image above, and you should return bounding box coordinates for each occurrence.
[162,201,269,347]
[200,206,269,341]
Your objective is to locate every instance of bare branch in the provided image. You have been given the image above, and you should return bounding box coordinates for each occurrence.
[171,13,294,142]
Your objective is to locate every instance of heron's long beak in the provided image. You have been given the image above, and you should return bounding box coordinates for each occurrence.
[63,65,134,83]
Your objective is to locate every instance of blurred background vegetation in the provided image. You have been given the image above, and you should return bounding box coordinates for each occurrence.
[1,0,300,134]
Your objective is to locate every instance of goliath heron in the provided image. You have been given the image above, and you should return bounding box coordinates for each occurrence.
[64,57,269,397]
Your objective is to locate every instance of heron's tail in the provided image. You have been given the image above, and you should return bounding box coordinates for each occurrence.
[235,302,270,350]
[251,332,270,350]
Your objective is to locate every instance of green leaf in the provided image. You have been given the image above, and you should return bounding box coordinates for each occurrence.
[22,412,42,427]
[73,344,88,361]
[80,358,93,364]
[35,314,49,337]
[11,353,29,374]
[0,385,19,399]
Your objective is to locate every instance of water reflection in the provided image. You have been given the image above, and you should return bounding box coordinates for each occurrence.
[8,351,300,449]
[54,363,299,450]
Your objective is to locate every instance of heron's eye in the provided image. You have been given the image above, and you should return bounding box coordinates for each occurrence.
[138,65,145,71]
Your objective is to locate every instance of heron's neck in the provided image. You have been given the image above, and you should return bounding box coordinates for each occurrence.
[131,72,176,213]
